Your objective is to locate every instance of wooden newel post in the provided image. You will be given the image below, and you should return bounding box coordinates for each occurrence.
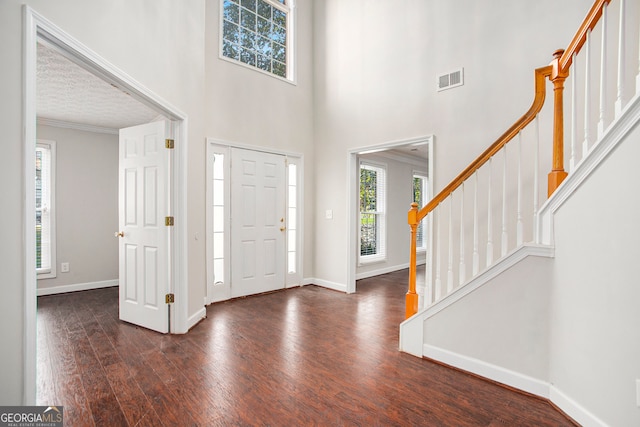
[548,49,569,197]
[406,202,419,319]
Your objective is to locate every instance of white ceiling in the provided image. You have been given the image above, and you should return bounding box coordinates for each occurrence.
[37,43,160,130]
[388,144,429,161]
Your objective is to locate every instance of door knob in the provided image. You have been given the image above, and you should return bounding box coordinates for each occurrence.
[115,231,124,238]
[280,226,286,232]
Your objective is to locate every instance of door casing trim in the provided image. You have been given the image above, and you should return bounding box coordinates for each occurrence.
[205,138,304,303]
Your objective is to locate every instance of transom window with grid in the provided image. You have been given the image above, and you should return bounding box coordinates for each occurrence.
[221,0,293,80]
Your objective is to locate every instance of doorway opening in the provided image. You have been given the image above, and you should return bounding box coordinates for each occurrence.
[24,6,189,404]
[347,136,434,295]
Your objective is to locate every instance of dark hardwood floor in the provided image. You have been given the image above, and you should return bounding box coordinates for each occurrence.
[37,270,576,426]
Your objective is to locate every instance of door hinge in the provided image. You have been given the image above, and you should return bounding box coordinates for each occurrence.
[165,216,174,226]
[165,139,175,149]
[165,293,175,304]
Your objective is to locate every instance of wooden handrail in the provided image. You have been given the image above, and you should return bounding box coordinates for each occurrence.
[406,0,614,318]
[406,0,611,318]
[405,65,552,318]
[559,0,612,72]
[414,65,552,224]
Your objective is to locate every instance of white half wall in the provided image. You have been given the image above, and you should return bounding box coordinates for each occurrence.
[548,113,640,427]
[423,253,553,383]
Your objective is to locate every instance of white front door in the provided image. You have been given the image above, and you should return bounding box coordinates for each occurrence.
[230,148,286,298]
[118,121,171,333]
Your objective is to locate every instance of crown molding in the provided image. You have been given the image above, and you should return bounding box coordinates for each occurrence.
[37,117,118,135]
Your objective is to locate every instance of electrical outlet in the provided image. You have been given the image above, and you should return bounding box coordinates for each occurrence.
[325,210,333,220]
[60,262,70,273]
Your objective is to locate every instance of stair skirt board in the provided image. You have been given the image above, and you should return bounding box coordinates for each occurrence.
[423,344,549,397]
[423,344,608,427]
[37,279,118,296]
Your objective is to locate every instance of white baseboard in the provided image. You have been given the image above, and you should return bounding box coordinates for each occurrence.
[550,386,609,427]
[37,279,118,296]
[355,260,426,280]
[186,307,207,332]
[302,277,347,293]
[423,344,609,426]
[423,344,550,398]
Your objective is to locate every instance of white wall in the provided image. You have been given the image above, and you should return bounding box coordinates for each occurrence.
[549,121,640,427]
[312,0,594,289]
[0,0,206,404]
[36,125,118,291]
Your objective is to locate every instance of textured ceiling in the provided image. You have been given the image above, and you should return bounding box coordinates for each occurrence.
[37,43,160,130]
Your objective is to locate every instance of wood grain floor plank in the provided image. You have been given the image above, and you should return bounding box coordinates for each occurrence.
[37,270,577,426]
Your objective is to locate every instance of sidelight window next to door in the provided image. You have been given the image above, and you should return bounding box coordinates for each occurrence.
[206,144,302,303]
[36,140,57,279]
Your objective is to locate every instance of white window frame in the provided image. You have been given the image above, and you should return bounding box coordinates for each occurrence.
[285,156,302,286]
[219,0,296,83]
[206,144,231,304]
[36,139,56,279]
[413,172,428,252]
[359,161,386,265]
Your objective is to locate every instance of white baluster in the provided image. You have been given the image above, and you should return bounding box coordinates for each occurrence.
[615,0,626,118]
[447,194,454,293]
[426,211,433,306]
[486,157,494,266]
[434,206,442,301]
[501,147,508,257]
[570,52,577,171]
[459,184,466,285]
[516,132,523,246]
[533,116,540,244]
[598,2,608,138]
[584,28,592,157]
[472,171,479,276]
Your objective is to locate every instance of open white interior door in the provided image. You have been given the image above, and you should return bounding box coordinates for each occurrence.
[118,121,171,333]
[230,148,286,298]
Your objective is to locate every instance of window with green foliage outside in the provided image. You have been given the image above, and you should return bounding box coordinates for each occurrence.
[221,0,291,79]
[360,163,386,261]
[413,174,428,250]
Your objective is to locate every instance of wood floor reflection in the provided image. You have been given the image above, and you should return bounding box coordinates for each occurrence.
[37,269,576,426]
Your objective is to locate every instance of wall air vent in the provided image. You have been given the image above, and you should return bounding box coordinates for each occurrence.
[437,68,464,92]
